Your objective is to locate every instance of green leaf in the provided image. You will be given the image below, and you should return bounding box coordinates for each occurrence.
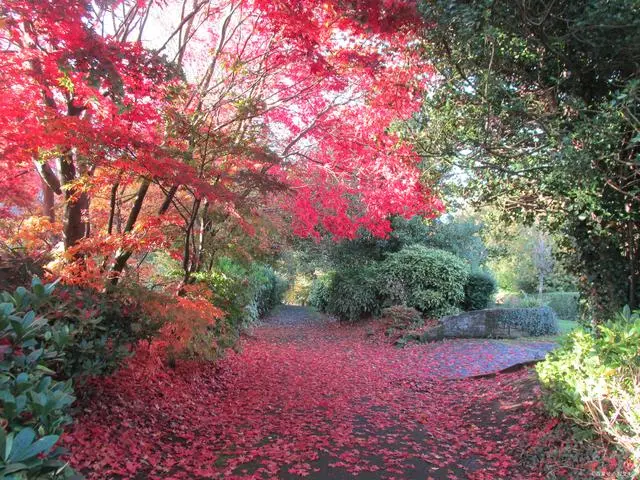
[0,303,15,317]
[9,318,24,338]
[0,428,6,461]
[622,304,631,321]
[22,311,36,328]
[35,365,56,375]
[26,349,43,365]
[15,394,26,413]
[37,376,52,391]
[12,435,59,462]
[44,280,59,296]
[4,432,13,462]
[8,428,36,463]
[32,283,45,297]
[0,390,16,404]
[1,462,29,474]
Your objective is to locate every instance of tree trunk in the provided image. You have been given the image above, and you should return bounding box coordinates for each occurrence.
[110,178,152,284]
[57,97,88,251]
[629,216,638,310]
[107,181,120,235]
[41,178,55,222]
[194,199,209,274]
[59,150,89,250]
[181,198,201,285]
[34,160,62,195]
[159,185,179,215]
[538,274,544,297]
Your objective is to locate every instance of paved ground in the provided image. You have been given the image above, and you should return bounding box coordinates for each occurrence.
[68,306,552,480]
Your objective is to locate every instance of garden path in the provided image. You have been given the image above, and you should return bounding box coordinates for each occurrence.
[68,306,554,479]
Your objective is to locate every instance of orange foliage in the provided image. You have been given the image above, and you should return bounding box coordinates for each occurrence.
[141,283,225,358]
[10,216,62,253]
[49,219,173,288]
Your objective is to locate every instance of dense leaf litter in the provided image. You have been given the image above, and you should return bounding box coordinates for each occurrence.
[67,306,558,479]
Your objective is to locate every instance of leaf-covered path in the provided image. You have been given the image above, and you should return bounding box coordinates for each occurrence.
[67,306,555,479]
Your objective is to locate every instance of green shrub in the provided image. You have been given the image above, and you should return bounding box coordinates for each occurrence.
[520,294,547,308]
[195,268,246,326]
[537,307,640,465]
[32,282,163,381]
[245,264,287,323]
[499,291,581,321]
[463,270,497,311]
[381,305,423,330]
[489,306,559,336]
[499,292,546,308]
[181,327,237,362]
[0,279,76,478]
[326,266,381,322]
[424,218,487,268]
[540,291,580,321]
[496,292,521,308]
[196,260,286,327]
[378,246,469,317]
[307,273,334,313]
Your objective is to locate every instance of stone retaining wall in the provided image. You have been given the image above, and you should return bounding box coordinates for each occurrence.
[425,307,558,340]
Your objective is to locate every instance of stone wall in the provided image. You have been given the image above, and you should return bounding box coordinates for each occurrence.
[435,307,557,339]
[439,310,490,338]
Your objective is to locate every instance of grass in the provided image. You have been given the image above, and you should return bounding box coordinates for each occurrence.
[558,319,578,334]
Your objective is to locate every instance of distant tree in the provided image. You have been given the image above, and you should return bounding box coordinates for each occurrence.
[531,232,554,296]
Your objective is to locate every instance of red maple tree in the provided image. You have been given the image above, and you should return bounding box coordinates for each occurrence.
[0,0,442,283]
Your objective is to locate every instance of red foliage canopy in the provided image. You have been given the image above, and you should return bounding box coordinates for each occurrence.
[0,0,440,237]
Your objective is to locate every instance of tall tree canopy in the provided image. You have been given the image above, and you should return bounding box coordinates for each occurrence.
[413,0,640,316]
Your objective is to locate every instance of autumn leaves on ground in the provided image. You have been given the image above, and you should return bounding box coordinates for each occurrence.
[68,306,554,480]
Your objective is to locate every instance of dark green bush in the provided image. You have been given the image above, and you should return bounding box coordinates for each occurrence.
[33,282,162,381]
[326,266,382,321]
[323,216,489,270]
[0,279,76,478]
[537,307,640,465]
[540,291,580,321]
[307,273,334,312]
[378,246,469,317]
[489,306,559,336]
[464,270,497,310]
[246,264,287,322]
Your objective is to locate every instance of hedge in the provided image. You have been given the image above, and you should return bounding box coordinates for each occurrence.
[325,266,382,322]
[464,270,497,311]
[540,291,580,321]
[488,306,559,336]
[378,245,469,317]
